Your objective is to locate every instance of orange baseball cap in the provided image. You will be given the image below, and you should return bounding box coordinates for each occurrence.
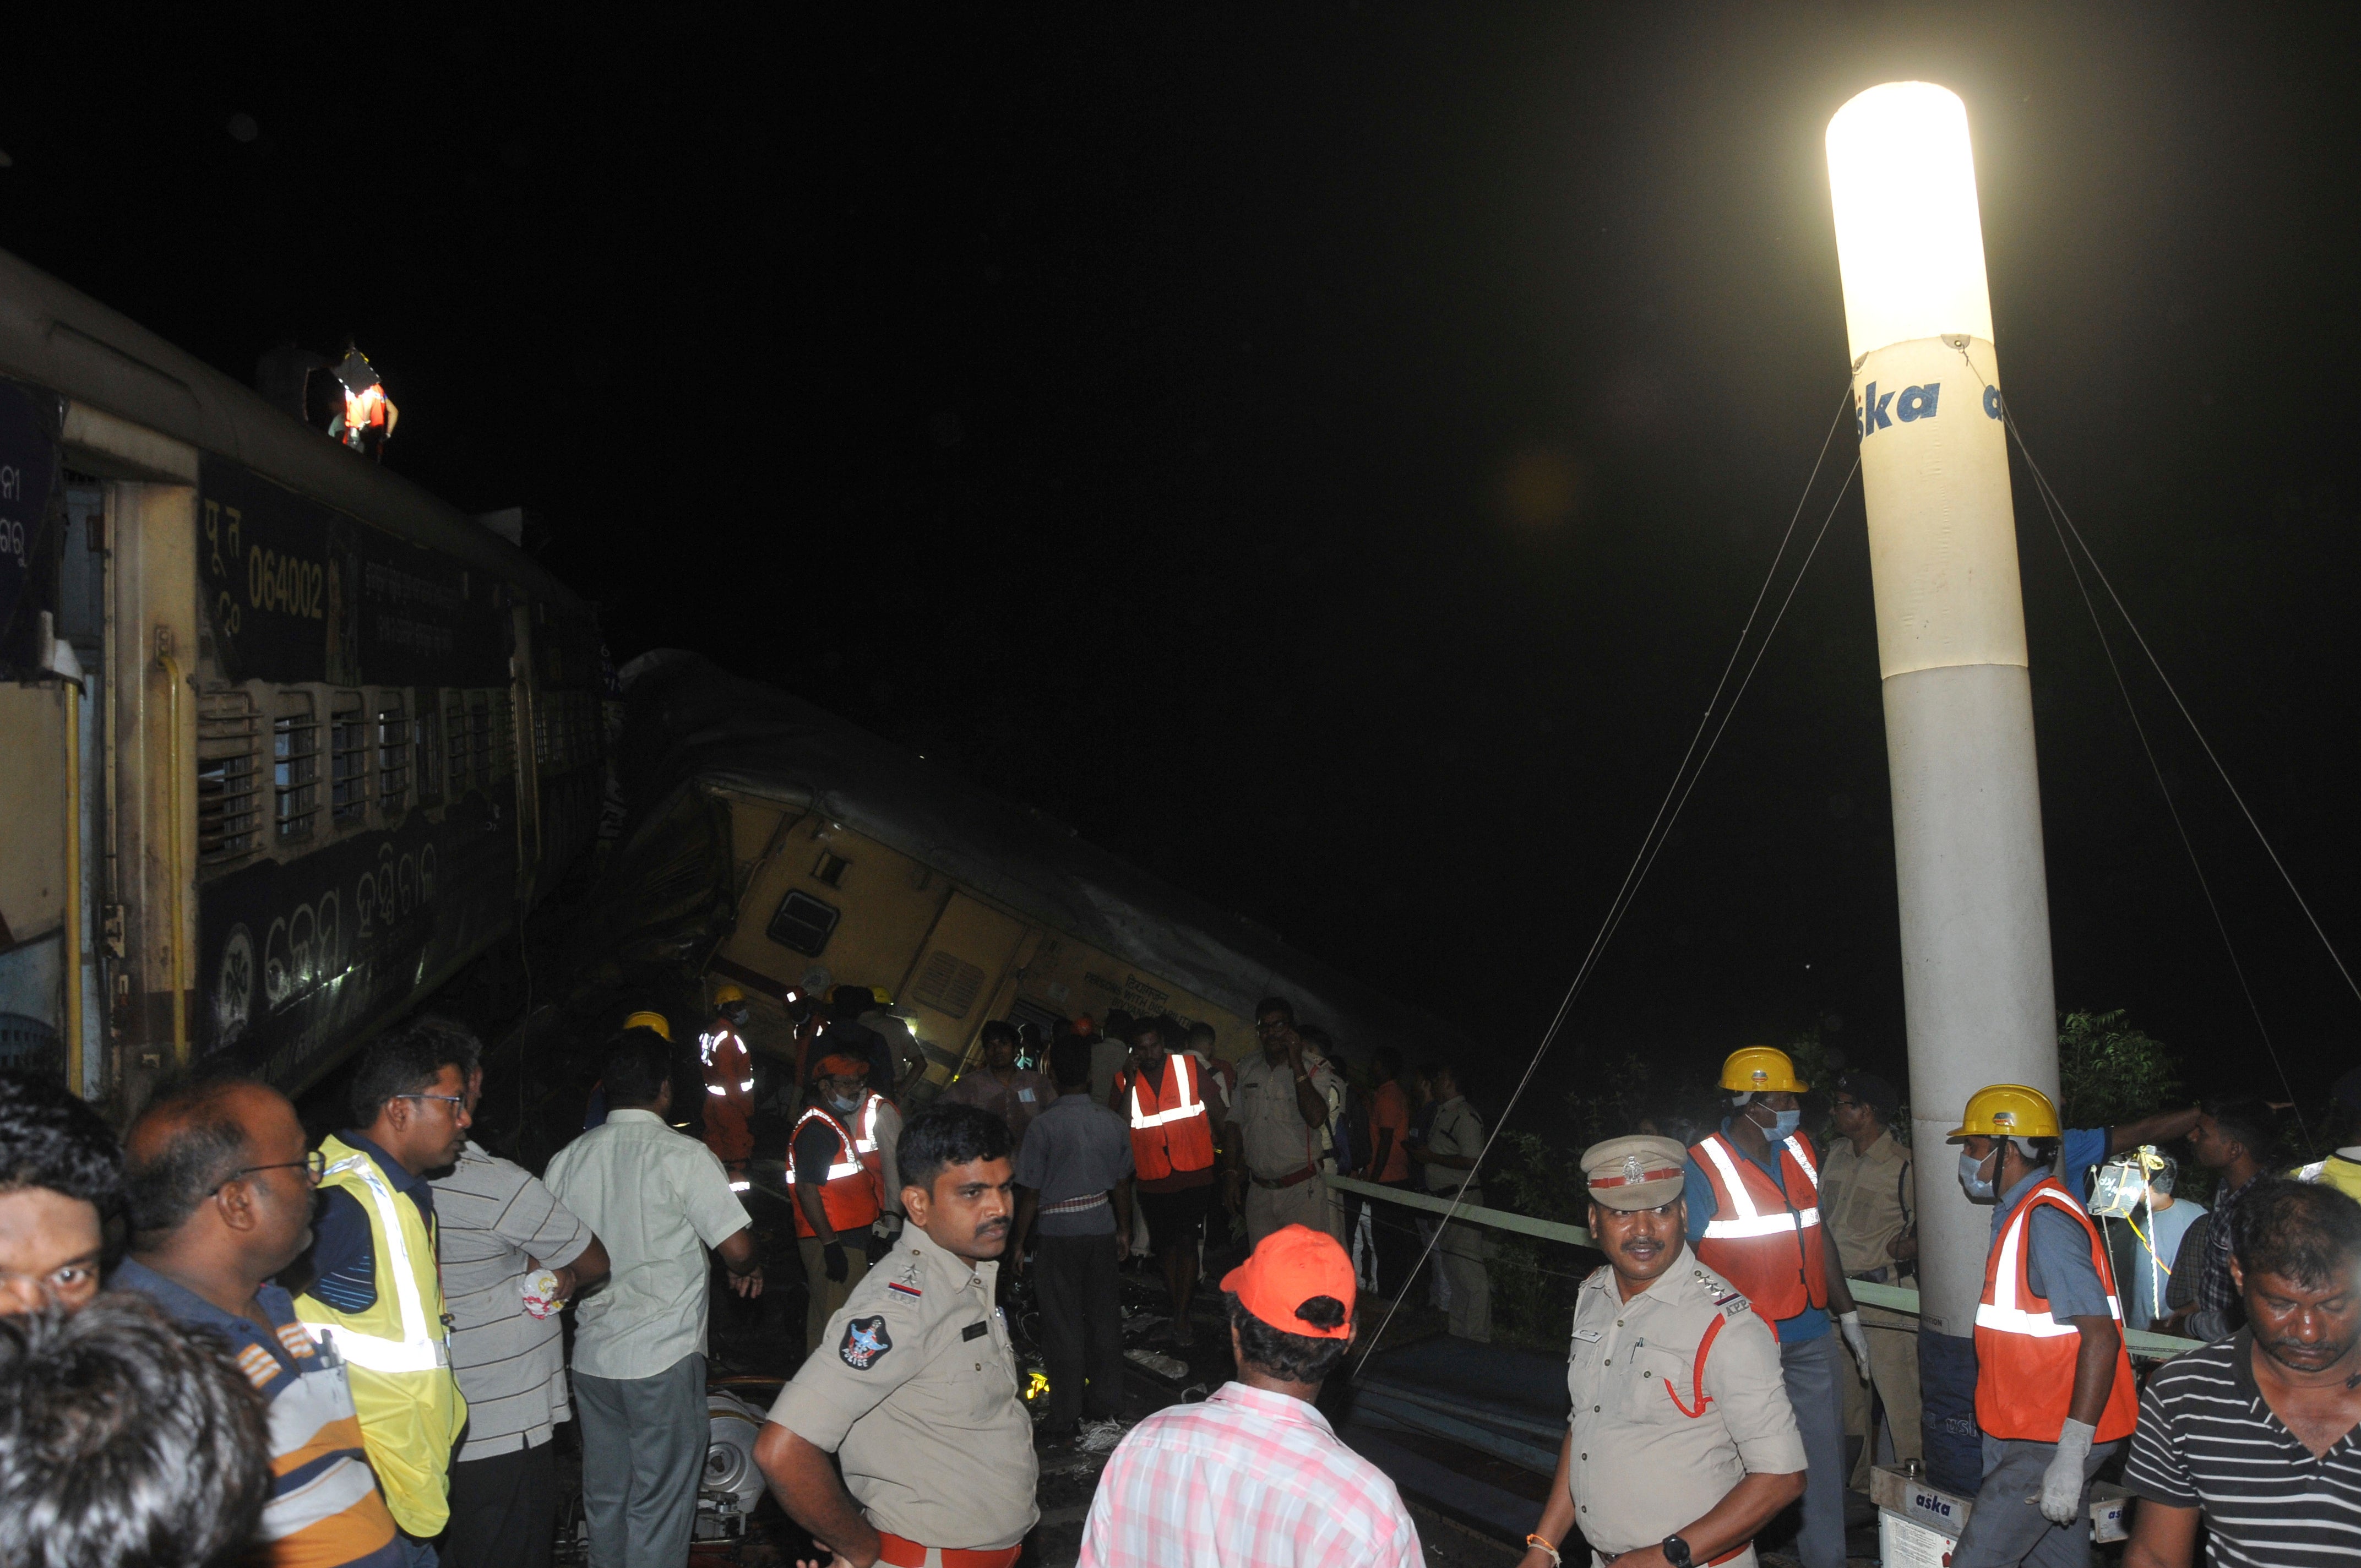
[1219,1224,1356,1340]
[814,1053,870,1078]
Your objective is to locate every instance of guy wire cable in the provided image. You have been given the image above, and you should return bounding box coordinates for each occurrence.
[1946,345,2316,1122]
[1351,384,1858,1378]
[2001,409,2304,1134]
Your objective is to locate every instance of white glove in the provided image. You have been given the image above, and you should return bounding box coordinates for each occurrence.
[1838,1309,1872,1383]
[2039,1417,2096,1526]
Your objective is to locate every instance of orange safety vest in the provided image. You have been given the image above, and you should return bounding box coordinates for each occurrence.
[1973,1178,2138,1443]
[1691,1130,1829,1321]
[1126,1052,1217,1182]
[784,1106,882,1238]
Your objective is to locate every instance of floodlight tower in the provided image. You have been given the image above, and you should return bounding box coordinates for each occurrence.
[1825,82,2058,1393]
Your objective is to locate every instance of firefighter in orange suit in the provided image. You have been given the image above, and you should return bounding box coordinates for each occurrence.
[1945,1085,2136,1568]
[1120,1017,1220,1345]
[699,984,758,1178]
[788,1053,884,1353]
[1683,1048,1867,1568]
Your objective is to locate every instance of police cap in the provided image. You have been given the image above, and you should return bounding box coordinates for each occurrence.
[1581,1135,1689,1211]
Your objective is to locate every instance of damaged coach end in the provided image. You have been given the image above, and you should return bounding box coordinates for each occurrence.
[588,650,1458,1094]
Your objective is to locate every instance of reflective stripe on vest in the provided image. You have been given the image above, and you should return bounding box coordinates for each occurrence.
[1696,1136,1823,1239]
[305,1154,447,1375]
[785,1107,867,1183]
[853,1094,882,1158]
[700,1028,755,1095]
[1972,1178,2139,1443]
[1129,1053,1207,1130]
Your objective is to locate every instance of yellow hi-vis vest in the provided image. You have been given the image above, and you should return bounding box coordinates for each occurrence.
[296,1135,468,1538]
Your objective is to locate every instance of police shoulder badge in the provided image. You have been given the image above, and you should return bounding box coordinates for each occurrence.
[840,1314,894,1370]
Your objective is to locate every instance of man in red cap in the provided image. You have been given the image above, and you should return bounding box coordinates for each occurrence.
[1078,1224,1422,1566]
[789,1054,884,1352]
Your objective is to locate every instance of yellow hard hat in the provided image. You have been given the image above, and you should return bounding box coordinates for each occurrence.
[623,1009,672,1042]
[714,984,745,1007]
[1948,1084,2060,1141]
[1719,1046,1807,1095]
[869,987,893,1006]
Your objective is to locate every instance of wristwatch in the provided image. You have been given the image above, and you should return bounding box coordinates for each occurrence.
[1661,1535,1694,1568]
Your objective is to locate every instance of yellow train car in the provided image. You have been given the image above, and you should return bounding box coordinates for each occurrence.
[0,248,603,1113]
[593,652,1455,1086]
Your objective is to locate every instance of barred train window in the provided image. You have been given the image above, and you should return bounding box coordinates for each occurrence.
[415,690,442,803]
[196,690,263,865]
[330,692,368,827]
[273,693,321,841]
[466,692,493,788]
[376,694,409,816]
[445,692,470,796]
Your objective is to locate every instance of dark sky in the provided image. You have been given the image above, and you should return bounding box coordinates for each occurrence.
[9,7,2359,1110]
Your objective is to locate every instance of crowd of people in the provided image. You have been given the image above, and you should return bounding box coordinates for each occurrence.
[0,1007,2356,1568]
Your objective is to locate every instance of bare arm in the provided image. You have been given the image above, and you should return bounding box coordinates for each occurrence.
[2123,1500,2201,1568]
[795,1181,837,1246]
[532,1234,611,1302]
[1285,1041,1327,1127]
[2110,1107,2201,1157]
[1823,1230,1857,1314]
[1114,1176,1134,1261]
[1013,1188,1039,1275]
[2068,1315,2120,1425]
[755,1422,878,1567]
[1371,1126,1396,1181]
[716,1227,765,1299]
[1516,1430,1580,1567]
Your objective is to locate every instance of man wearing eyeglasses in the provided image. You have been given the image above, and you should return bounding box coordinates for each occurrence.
[295,1023,478,1566]
[119,1077,407,1567]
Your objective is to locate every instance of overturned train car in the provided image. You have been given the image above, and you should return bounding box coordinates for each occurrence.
[592,652,1457,1088]
[0,247,604,1112]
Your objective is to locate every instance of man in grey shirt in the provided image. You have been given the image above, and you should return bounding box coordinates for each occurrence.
[1013,1034,1135,1450]
[433,1039,610,1568]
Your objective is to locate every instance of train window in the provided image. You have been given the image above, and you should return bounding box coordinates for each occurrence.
[445,692,471,796]
[376,695,410,816]
[813,851,851,888]
[466,692,493,790]
[195,690,264,866]
[910,949,988,1019]
[273,694,322,842]
[768,890,840,957]
[329,693,369,827]
[533,692,553,768]
[490,692,515,782]
[415,691,442,803]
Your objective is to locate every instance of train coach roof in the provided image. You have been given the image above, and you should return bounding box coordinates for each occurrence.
[0,246,583,609]
[613,650,1468,1066]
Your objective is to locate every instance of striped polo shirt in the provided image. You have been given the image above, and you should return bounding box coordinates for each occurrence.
[114,1260,404,1568]
[2124,1330,2361,1565]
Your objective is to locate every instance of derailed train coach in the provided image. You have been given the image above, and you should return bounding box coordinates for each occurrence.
[0,247,603,1112]
[592,651,1462,1089]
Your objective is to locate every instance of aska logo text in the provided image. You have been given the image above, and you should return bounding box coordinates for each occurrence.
[1858,380,2005,438]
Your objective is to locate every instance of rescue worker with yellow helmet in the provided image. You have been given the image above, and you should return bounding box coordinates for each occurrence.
[1946,1084,2135,1568]
[699,984,758,1180]
[584,1009,674,1131]
[295,1022,474,1556]
[1681,1047,1867,1568]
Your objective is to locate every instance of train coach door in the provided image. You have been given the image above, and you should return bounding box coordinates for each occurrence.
[897,892,1032,1085]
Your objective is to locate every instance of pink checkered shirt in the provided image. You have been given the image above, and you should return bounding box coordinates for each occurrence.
[1078,1381,1422,1568]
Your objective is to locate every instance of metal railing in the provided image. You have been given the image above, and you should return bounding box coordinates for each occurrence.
[1328,1173,2202,1362]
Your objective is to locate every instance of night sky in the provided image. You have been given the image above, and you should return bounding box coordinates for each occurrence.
[9,7,2359,1113]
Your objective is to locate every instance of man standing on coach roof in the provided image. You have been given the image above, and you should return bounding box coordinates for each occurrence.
[757,1102,1038,1568]
[1225,997,1345,1246]
[1948,1085,2136,1568]
[546,1027,764,1568]
[1520,1136,1805,1568]
[1683,1047,1869,1568]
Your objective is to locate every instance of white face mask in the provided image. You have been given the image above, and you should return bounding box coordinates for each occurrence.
[827,1091,863,1117]
[1959,1147,1998,1201]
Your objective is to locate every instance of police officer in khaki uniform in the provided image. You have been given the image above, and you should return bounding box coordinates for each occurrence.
[757,1103,1038,1568]
[1820,1070,1922,1485]
[1519,1137,1806,1568]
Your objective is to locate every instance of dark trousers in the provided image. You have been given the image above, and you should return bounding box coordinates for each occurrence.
[444,1438,556,1568]
[1035,1232,1125,1434]
[1373,1178,1420,1300]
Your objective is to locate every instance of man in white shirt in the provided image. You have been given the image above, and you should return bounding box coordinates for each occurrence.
[546,1027,763,1568]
